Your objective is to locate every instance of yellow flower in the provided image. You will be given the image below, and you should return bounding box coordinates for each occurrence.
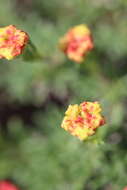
[0,25,29,60]
[59,24,94,63]
[61,101,105,140]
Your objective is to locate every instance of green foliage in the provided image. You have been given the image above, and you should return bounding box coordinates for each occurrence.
[0,0,127,190]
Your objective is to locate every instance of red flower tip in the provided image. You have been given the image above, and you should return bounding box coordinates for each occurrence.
[0,180,19,190]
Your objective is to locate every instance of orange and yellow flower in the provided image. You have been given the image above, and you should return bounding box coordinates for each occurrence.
[0,25,29,60]
[59,24,94,63]
[61,101,105,140]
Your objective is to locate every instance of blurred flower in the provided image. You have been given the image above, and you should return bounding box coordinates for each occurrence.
[61,101,105,140]
[0,180,19,190]
[59,24,94,63]
[0,25,29,60]
[123,187,127,190]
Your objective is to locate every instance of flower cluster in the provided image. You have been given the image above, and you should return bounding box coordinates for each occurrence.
[0,24,106,142]
[61,101,105,140]
[59,24,94,63]
[0,25,29,60]
[0,181,19,190]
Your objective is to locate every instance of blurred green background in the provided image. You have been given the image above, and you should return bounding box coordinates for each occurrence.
[0,0,127,189]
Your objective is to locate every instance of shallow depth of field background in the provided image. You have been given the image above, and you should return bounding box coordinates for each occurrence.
[0,0,127,190]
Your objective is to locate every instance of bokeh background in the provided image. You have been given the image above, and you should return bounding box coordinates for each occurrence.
[0,0,127,189]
